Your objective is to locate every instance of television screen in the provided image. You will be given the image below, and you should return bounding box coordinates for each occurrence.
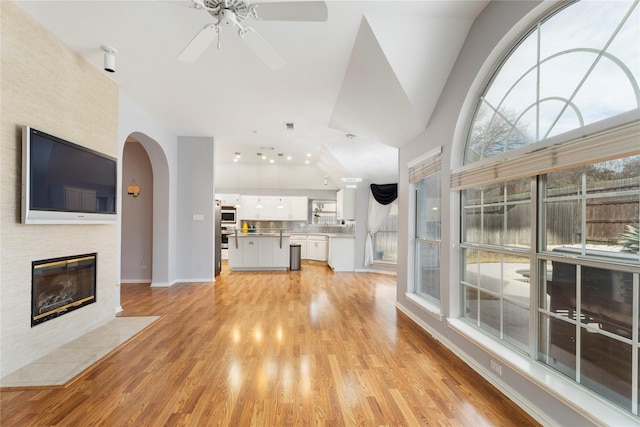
[22,127,117,224]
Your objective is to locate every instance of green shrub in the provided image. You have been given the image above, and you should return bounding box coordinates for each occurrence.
[619,223,639,253]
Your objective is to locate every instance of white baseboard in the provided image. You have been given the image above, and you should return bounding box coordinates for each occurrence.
[395,302,553,427]
[177,278,214,283]
[395,302,637,427]
[150,281,176,288]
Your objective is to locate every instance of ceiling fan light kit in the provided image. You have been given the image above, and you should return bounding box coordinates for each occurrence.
[178,0,327,70]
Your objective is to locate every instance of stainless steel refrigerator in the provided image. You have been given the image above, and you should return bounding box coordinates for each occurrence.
[214,200,221,277]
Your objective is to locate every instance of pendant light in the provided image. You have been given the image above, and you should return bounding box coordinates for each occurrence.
[256,152,262,209]
[277,153,284,209]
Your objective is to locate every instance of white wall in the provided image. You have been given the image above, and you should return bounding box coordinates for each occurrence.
[176,136,215,282]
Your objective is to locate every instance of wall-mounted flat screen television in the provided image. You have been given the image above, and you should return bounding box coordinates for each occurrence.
[22,126,117,224]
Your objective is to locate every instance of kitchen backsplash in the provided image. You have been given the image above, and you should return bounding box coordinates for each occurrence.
[238,220,355,235]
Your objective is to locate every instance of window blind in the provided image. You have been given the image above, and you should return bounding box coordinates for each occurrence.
[450,120,640,190]
[409,146,442,183]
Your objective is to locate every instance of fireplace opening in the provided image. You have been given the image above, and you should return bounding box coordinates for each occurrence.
[32,253,97,327]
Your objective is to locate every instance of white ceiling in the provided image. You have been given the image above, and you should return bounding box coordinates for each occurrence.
[15,0,488,190]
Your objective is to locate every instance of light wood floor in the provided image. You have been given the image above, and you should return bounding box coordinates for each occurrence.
[1,262,539,426]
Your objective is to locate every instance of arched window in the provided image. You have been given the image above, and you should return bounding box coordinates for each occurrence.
[455,0,640,417]
[464,0,639,164]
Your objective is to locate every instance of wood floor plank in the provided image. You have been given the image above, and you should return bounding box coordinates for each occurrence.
[0,262,540,426]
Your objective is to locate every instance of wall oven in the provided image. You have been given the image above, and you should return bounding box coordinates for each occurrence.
[221,206,237,224]
[220,227,230,249]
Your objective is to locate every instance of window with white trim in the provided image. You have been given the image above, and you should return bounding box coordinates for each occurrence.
[456,0,640,416]
[373,202,398,263]
[411,148,442,305]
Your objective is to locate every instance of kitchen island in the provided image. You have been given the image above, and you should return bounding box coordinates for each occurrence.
[228,229,291,271]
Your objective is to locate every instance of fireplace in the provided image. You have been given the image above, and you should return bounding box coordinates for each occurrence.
[32,253,97,326]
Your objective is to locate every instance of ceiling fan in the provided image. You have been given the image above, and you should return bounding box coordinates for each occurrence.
[178,0,328,70]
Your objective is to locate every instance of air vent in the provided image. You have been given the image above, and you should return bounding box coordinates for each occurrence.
[285,122,295,131]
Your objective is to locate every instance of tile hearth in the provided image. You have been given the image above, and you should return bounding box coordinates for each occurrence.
[0,316,160,389]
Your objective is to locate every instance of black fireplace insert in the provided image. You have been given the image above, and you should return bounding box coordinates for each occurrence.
[31,253,97,326]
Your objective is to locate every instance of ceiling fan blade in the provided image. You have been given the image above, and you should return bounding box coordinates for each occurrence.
[241,29,286,70]
[178,24,217,62]
[252,1,328,22]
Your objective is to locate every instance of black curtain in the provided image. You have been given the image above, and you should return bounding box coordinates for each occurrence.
[370,183,397,205]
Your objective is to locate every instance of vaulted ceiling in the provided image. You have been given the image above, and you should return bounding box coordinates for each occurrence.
[15,0,488,189]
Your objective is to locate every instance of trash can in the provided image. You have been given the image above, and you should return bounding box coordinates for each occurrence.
[289,244,301,271]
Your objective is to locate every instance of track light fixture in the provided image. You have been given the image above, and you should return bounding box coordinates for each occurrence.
[101,45,117,73]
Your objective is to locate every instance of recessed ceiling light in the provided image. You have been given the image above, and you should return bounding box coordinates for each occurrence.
[286,155,292,160]
[306,153,311,157]
[305,160,310,164]
[269,159,274,164]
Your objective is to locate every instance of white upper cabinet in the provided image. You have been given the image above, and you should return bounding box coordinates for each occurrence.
[215,193,240,206]
[336,188,356,220]
[273,197,291,220]
[289,197,308,221]
[257,196,277,219]
[238,195,308,221]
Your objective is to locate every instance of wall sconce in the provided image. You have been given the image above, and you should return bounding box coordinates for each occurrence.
[127,180,140,198]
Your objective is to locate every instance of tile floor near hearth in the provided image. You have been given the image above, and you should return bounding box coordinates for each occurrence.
[0,316,160,388]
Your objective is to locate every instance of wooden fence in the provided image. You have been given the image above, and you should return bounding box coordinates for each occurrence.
[465,178,639,246]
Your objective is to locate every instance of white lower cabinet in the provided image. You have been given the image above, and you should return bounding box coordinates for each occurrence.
[328,237,355,271]
[228,235,290,271]
[290,235,308,259]
[289,234,353,267]
[307,235,328,262]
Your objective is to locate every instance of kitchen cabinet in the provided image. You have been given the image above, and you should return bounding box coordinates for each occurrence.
[273,197,291,220]
[290,235,308,259]
[336,188,356,220]
[257,196,277,219]
[289,197,308,221]
[239,195,258,219]
[328,236,355,271]
[274,196,307,220]
[239,195,275,220]
[215,193,240,207]
[228,234,290,271]
[239,195,308,221]
[307,235,328,262]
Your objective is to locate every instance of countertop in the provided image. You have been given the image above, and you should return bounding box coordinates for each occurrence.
[232,233,291,237]
[290,232,355,238]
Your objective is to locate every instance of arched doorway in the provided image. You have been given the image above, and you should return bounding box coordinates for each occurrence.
[120,132,172,288]
[121,137,153,284]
